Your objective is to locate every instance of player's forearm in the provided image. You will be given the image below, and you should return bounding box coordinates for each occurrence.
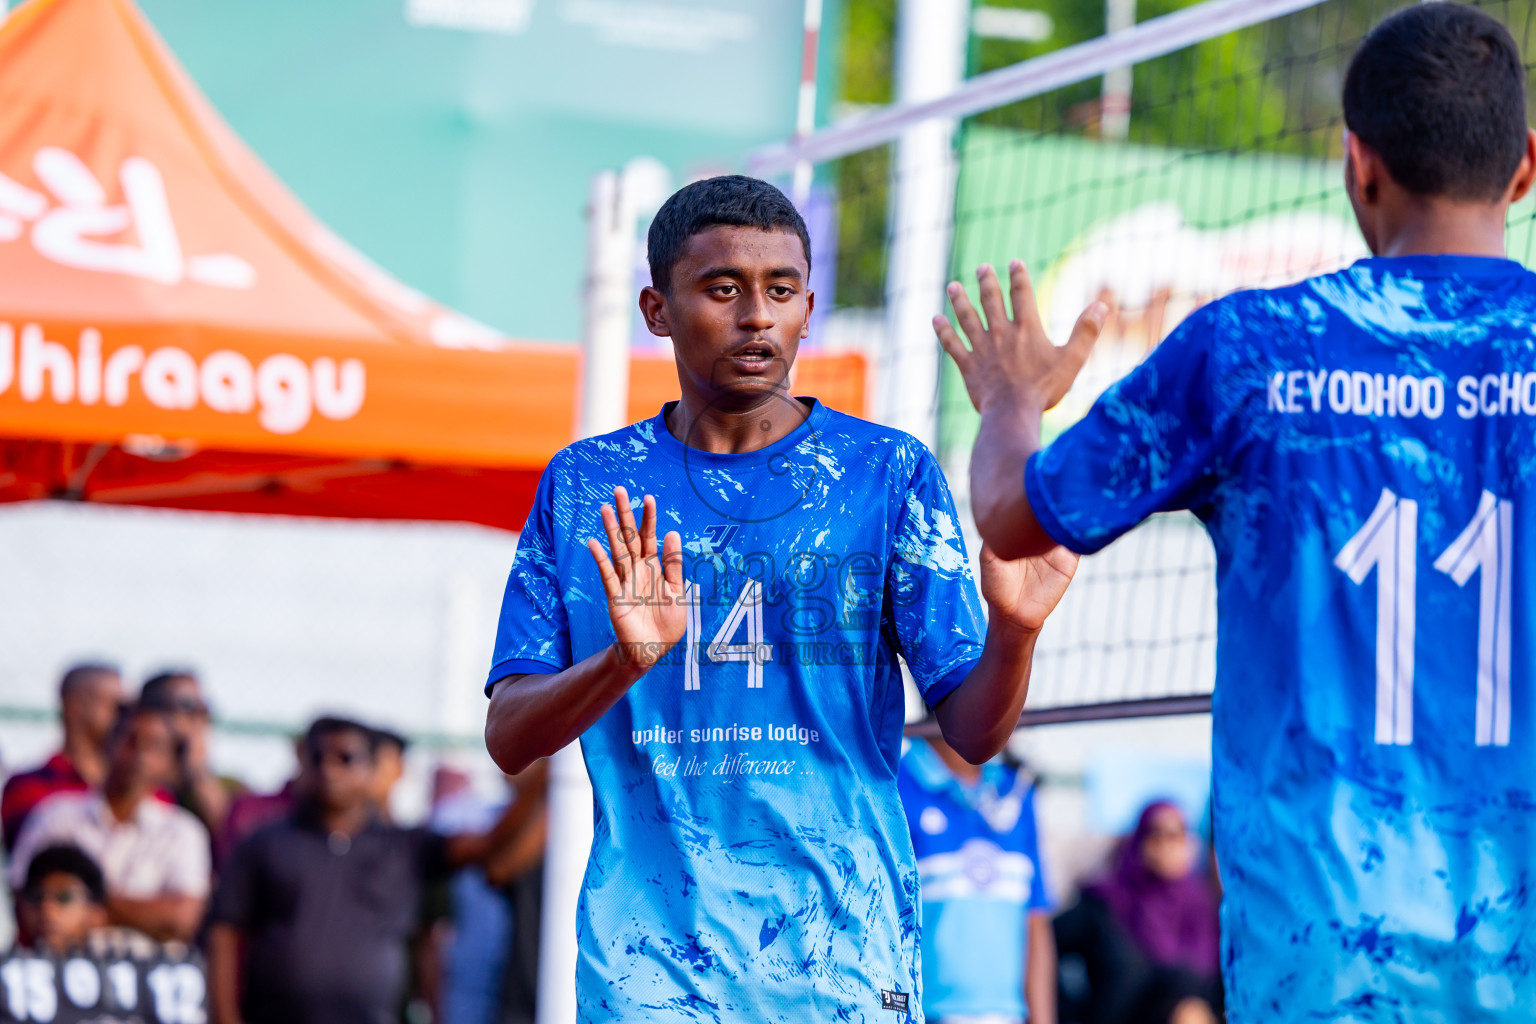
[933,616,1040,764]
[971,400,1056,560]
[485,646,647,773]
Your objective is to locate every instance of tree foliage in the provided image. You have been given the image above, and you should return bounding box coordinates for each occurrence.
[828,0,1536,308]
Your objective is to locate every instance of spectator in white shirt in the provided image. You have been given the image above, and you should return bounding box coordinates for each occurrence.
[9,703,210,943]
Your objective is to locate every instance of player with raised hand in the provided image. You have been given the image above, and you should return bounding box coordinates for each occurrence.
[940,5,1536,1019]
[484,175,1078,1023]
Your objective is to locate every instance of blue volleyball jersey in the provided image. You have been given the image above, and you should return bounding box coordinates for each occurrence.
[898,741,1050,1021]
[1026,254,1536,1021]
[488,399,987,1023]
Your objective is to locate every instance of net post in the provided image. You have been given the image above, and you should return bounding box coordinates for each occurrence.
[538,169,639,1024]
[1101,0,1136,140]
[879,0,969,447]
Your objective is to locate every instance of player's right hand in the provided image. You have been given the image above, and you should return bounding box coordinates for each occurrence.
[934,260,1107,415]
[587,485,688,675]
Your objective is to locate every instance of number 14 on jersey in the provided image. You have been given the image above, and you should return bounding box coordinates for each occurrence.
[1335,488,1513,748]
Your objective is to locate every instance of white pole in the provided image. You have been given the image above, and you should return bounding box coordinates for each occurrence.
[538,170,639,1024]
[791,0,825,206]
[879,0,969,448]
[1102,0,1136,140]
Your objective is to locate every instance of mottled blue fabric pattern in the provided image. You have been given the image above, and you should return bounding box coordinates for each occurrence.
[1027,254,1536,1022]
[490,399,986,1023]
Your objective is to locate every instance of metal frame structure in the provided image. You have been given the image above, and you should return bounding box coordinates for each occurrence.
[903,695,1214,739]
[749,0,1332,175]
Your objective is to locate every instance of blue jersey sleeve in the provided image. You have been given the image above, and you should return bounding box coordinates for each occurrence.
[887,446,987,706]
[1026,303,1222,554]
[486,464,573,693]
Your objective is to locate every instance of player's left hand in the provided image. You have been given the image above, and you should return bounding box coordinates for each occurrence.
[935,261,1107,416]
[977,542,1079,635]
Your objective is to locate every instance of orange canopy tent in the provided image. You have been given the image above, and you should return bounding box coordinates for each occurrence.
[0,0,865,531]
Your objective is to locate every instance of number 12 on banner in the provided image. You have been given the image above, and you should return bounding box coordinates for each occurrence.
[1336,487,1514,747]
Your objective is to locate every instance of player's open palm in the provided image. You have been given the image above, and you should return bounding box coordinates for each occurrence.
[587,486,688,672]
[977,542,1079,635]
[934,260,1108,415]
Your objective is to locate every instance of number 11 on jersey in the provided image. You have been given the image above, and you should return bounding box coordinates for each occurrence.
[1334,489,1417,745]
[1335,487,1514,748]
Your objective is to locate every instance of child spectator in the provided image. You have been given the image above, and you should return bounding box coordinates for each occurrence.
[15,844,108,955]
[899,735,1055,1024]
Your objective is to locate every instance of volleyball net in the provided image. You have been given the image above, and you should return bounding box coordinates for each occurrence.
[750,0,1536,726]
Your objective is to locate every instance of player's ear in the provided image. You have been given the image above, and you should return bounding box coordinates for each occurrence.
[639,286,671,337]
[1344,130,1381,206]
[1507,128,1536,205]
[801,290,814,340]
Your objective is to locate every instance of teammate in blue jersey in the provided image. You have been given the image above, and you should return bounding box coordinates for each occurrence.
[898,737,1054,1024]
[483,176,1086,1022]
[937,5,1536,1021]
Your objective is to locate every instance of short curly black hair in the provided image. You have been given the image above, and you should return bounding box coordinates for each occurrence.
[1344,3,1528,201]
[24,844,106,905]
[646,175,810,294]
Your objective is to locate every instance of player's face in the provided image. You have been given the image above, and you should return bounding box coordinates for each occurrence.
[644,225,812,412]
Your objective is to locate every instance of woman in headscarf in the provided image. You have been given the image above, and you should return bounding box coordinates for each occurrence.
[1054,800,1221,1024]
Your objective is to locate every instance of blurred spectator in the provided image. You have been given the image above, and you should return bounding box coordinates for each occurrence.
[368,726,407,823]
[1055,801,1221,1024]
[495,762,549,1024]
[216,736,305,872]
[207,717,548,1024]
[15,844,108,955]
[2,662,124,851]
[9,704,210,944]
[898,736,1055,1024]
[140,669,247,835]
[428,761,549,1024]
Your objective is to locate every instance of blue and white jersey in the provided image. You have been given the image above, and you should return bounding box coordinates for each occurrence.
[1027,254,1536,1021]
[489,399,987,1023]
[898,740,1049,1022]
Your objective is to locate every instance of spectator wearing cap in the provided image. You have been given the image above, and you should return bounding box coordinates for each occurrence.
[9,703,210,944]
[208,717,547,1024]
[15,844,109,955]
[2,663,124,852]
[140,669,247,836]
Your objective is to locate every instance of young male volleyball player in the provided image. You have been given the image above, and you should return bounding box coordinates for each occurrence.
[940,5,1536,1019]
[484,175,1082,1022]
